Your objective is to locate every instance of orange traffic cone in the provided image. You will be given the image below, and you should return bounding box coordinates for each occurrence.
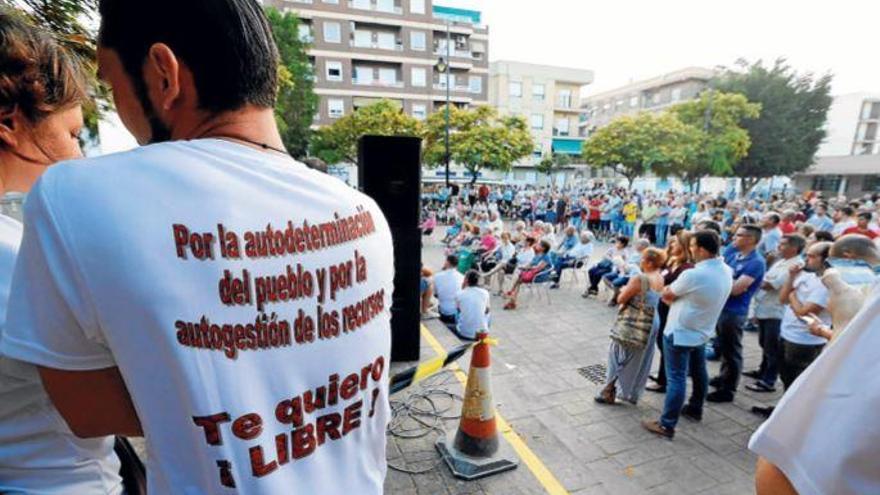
[436,331,518,480]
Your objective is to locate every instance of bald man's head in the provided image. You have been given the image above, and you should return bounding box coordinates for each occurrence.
[831,234,880,266]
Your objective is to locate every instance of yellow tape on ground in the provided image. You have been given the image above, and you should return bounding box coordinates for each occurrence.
[420,325,570,495]
[412,354,447,383]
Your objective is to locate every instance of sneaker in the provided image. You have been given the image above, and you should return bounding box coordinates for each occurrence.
[680,405,702,422]
[549,283,560,289]
[745,382,776,393]
[742,369,762,379]
[421,310,440,321]
[751,406,774,418]
[641,419,675,439]
[644,383,666,393]
[706,390,735,403]
[709,376,722,388]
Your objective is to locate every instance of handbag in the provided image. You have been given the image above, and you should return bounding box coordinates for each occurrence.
[609,274,654,349]
[519,267,540,283]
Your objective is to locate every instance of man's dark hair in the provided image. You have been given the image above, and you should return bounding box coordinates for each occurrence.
[697,220,722,234]
[616,235,630,248]
[465,270,480,287]
[446,254,459,267]
[858,211,872,222]
[814,231,834,243]
[766,213,780,225]
[739,224,763,244]
[692,230,721,256]
[841,206,855,217]
[98,0,278,115]
[782,234,806,254]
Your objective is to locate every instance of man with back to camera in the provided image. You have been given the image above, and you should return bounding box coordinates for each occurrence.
[0,1,395,493]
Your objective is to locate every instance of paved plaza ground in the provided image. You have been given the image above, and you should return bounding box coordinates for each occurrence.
[383,236,777,495]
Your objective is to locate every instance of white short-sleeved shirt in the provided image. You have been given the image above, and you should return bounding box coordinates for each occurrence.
[753,256,802,320]
[0,140,394,494]
[433,269,463,316]
[749,284,880,495]
[455,287,490,339]
[665,257,733,347]
[780,272,830,346]
[0,213,122,494]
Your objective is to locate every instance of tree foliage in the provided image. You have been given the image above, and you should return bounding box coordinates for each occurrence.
[265,8,317,159]
[309,99,422,164]
[669,91,761,186]
[536,153,573,182]
[714,58,833,188]
[423,105,533,183]
[581,112,700,188]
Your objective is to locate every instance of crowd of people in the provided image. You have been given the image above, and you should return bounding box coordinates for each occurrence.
[420,181,880,493]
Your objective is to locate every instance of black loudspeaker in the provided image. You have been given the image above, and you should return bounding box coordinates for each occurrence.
[358,135,422,362]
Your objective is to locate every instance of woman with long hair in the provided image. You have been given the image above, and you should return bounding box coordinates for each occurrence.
[0,10,126,494]
[646,230,695,393]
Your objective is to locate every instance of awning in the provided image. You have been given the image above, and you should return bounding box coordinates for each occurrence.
[552,138,583,155]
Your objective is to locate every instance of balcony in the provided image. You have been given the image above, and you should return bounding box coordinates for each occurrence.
[354,78,404,88]
[348,0,403,14]
[351,40,404,51]
[433,82,481,94]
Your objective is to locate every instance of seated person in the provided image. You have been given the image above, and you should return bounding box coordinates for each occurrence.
[551,231,595,288]
[455,270,491,341]
[421,212,437,236]
[420,265,438,319]
[504,240,552,310]
[603,238,649,302]
[585,235,630,296]
[551,226,579,262]
[443,219,462,243]
[481,232,517,295]
[433,255,464,324]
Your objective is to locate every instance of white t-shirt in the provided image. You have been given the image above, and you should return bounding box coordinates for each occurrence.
[455,287,490,339]
[753,256,802,320]
[749,284,880,495]
[0,140,394,494]
[665,258,733,347]
[433,269,463,316]
[0,214,121,494]
[780,272,830,346]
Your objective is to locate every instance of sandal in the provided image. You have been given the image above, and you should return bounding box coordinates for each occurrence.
[594,383,616,404]
[503,301,517,310]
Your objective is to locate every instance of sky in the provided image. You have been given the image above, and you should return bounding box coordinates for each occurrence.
[441,0,880,96]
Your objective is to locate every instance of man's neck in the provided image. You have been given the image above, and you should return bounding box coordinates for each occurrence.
[738,246,756,257]
[171,106,284,152]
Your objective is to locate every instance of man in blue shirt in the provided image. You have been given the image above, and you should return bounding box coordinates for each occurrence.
[709,225,766,403]
[642,230,732,438]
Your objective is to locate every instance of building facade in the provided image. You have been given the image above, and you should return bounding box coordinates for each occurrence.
[488,60,594,185]
[579,67,715,135]
[817,92,880,157]
[265,0,489,127]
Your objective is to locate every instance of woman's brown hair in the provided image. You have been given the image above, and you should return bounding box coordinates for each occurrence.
[0,10,88,125]
[666,230,693,268]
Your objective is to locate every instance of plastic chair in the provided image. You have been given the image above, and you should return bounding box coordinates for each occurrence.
[521,266,555,305]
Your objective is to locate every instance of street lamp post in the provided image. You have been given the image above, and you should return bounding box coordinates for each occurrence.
[435,21,452,188]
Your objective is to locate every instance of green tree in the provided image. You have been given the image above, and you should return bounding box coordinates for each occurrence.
[265,7,317,159]
[310,99,422,164]
[536,153,573,186]
[669,91,761,189]
[714,58,833,191]
[581,112,700,189]
[423,105,533,184]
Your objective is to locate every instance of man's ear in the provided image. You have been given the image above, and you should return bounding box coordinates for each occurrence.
[145,43,181,112]
[0,105,21,149]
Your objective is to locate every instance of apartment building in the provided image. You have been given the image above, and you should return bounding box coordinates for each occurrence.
[265,0,489,126]
[579,67,715,136]
[488,60,594,185]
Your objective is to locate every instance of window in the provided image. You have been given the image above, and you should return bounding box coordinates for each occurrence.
[328,99,344,118]
[864,175,880,191]
[298,24,313,42]
[671,88,682,102]
[352,0,370,8]
[376,0,394,13]
[811,175,842,191]
[530,114,544,130]
[863,101,880,120]
[859,143,875,155]
[377,32,396,50]
[354,66,373,84]
[410,31,426,51]
[863,122,878,141]
[410,0,425,14]
[555,118,570,136]
[378,68,397,85]
[325,61,343,82]
[411,67,426,87]
[412,104,427,120]
[509,81,522,97]
[323,0,339,3]
[323,22,341,43]
[532,84,545,101]
[651,93,660,104]
[558,90,572,108]
[469,75,482,93]
[630,96,639,107]
[353,30,371,47]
